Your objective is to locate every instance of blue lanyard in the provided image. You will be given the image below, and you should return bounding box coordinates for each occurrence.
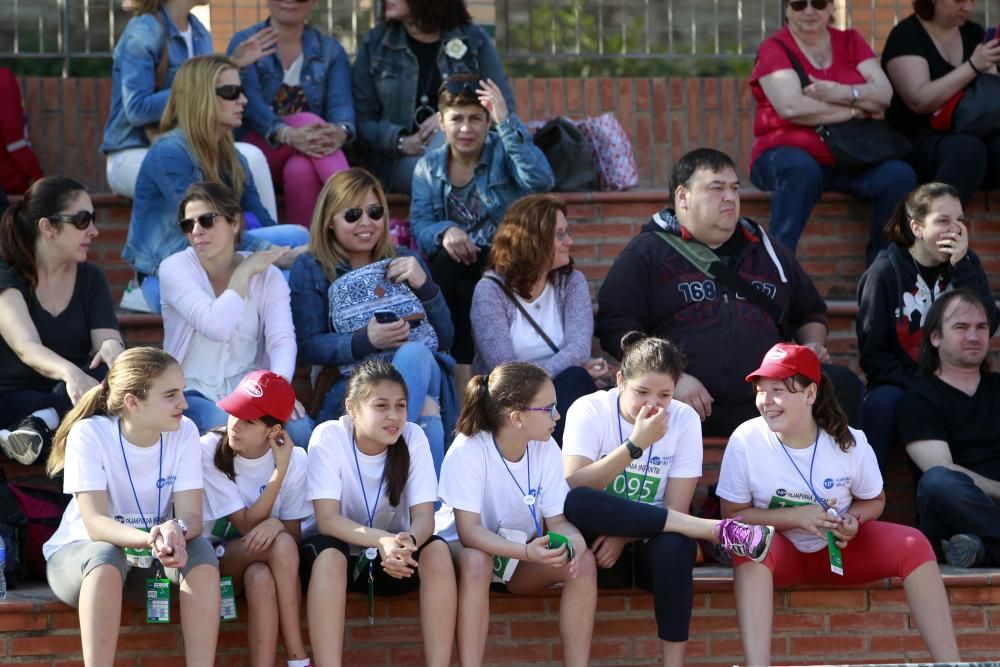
[492,435,541,536]
[776,427,833,512]
[352,432,387,528]
[616,396,653,503]
[117,419,163,531]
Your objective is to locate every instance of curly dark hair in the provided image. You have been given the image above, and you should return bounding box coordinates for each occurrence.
[386,0,473,34]
[489,194,571,299]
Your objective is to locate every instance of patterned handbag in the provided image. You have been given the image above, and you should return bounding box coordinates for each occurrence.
[575,113,639,191]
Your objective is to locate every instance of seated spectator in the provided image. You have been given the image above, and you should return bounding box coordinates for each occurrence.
[596,147,863,438]
[411,76,554,367]
[897,289,1000,568]
[0,177,122,466]
[435,362,596,667]
[228,0,353,227]
[352,0,514,194]
[0,66,44,194]
[471,194,601,443]
[719,342,960,666]
[101,0,278,214]
[290,167,455,474]
[749,0,915,263]
[160,182,314,445]
[883,0,1000,205]
[857,182,997,470]
[123,55,309,314]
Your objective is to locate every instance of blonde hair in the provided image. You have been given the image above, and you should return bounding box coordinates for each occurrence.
[47,347,180,476]
[308,167,395,279]
[160,55,245,198]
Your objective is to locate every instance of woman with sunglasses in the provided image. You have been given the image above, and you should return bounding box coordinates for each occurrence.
[124,55,310,315]
[101,0,278,215]
[159,181,315,445]
[883,0,1000,208]
[227,0,353,228]
[749,0,916,264]
[0,176,122,467]
[352,0,515,194]
[411,76,553,374]
[290,167,455,474]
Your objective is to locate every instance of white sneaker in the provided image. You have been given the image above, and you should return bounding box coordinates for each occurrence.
[119,280,153,313]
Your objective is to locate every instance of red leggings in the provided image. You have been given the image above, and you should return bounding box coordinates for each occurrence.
[734,520,935,587]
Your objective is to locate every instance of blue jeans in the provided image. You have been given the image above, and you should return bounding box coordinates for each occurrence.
[750,146,916,264]
[392,342,444,475]
[915,466,1000,565]
[184,388,316,447]
[860,384,904,474]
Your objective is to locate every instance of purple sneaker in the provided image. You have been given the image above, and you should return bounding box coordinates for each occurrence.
[718,517,774,563]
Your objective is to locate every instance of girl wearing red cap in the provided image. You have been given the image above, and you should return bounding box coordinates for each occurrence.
[202,370,311,667]
[717,343,959,666]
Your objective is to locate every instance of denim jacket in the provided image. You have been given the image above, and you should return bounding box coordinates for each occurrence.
[123,129,272,276]
[227,20,355,144]
[351,21,514,158]
[410,114,554,256]
[101,9,212,154]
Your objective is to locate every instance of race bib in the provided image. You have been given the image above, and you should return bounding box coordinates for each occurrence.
[606,466,662,504]
[491,527,527,584]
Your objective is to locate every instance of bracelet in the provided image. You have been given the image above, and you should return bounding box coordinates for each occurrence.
[396,133,406,155]
[849,511,862,524]
[969,60,982,76]
[524,544,529,560]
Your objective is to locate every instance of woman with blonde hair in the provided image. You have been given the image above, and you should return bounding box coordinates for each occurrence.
[123,55,309,314]
[290,167,455,473]
[43,346,220,667]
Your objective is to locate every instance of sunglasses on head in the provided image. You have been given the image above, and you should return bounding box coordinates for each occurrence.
[178,212,224,234]
[215,84,244,101]
[443,78,479,96]
[51,211,96,230]
[788,0,831,10]
[341,204,385,224]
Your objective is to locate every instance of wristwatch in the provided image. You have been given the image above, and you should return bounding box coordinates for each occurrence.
[171,518,188,536]
[624,438,644,460]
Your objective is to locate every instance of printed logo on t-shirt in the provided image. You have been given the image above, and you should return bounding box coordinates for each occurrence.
[259,484,268,495]
[155,475,177,489]
[769,489,837,510]
[114,513,165,529]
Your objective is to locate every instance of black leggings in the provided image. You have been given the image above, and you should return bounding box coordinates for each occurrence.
[911,132,1000,206]
[429,250,489,364]
[564,487,696,642]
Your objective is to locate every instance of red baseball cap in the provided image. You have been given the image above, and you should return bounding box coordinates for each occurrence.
[217,370,295,423]
[745,343,822,385]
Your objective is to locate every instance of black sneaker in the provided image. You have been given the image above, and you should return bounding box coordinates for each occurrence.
[0,415,51,465]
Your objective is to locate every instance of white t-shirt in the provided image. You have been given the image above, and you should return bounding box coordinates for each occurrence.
[302,416,438,551]
[716,417,883,553]
[435,431,569,542]
[562,388,703,507]
[510,282,565,363]
[177,26,194,59]
[199,432,310,541]
[43,416,203,560]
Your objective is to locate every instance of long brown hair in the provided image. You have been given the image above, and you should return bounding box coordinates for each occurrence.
[883,182,962,249]
[456,362,551,435]
[489,194,571,299]
[210,415,284,482]
[345,359,410,508]
[755,373,855,452]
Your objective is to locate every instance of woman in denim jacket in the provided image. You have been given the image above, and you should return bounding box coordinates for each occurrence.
[290,168,456,474]
[101,0,278,216]
[123,56,309,315]
[410,76,554,366]
[228,0,354,227]
[351,0,515,193]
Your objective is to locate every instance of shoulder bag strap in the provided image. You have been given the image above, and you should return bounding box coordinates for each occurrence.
[773,39,810,90]
[485,275,560,355]
[153,12,170,92]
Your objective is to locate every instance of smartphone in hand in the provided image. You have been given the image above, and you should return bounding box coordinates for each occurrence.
[374,310,400,324]
[985,25,999,42]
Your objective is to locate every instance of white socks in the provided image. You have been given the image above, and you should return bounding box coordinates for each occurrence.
[287,660,310,667]
[31,408,59,431]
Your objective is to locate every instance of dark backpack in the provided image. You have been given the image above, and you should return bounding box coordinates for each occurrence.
[0,470,28,588]
[0,469,69,583]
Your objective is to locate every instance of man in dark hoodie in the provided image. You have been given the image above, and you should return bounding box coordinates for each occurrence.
[596,147,862,438]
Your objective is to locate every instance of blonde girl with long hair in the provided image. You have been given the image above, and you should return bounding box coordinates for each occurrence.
[43,347,220,667]
[123,55,309,314]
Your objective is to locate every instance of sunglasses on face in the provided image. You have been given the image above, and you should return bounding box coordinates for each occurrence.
[788,0,831,10]
[341,204,385,224]
[524,402,558,420]
[51,210,96,230]
[215,84,244,101]
[178,212,224,234]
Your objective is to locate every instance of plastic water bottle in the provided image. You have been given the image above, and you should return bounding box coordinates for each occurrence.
[0,533,7,599]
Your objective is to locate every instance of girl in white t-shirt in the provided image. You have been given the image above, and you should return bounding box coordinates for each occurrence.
[300,359,456,667]
[43,347,220,666]
[717,343,960,666]
[562,332,775,667]
[436,361,596,667]
[202,370,310,667]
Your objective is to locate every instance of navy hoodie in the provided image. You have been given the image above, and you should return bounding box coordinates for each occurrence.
[596,208,828,406]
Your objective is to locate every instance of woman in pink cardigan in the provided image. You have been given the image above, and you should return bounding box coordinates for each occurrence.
[159,181,314,445]
[469,194,605,444]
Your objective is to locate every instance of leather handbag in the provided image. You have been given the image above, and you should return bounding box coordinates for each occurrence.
[532,117,597,192]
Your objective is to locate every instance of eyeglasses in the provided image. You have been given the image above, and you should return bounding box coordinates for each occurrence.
[524,403,558,419]
[50,211,96,230]
[787,0,831,10]
[342,205,385,224]
[215,84,244,101]
[555,228,571,241]
[178,212,224,234]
